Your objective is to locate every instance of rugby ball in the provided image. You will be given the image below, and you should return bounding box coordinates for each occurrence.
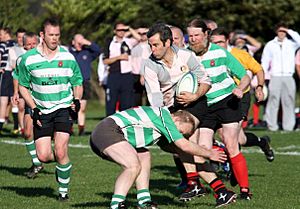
[175,72,198,95]
[262,84,268,101]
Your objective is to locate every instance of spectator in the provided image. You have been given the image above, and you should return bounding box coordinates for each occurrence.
[0,27,16,135]
[261,22,300,131]
[69,34,101,135]
[103,22,141,116]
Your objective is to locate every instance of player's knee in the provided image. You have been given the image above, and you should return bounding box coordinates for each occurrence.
[127,162,142,175]
[37,151,53,163]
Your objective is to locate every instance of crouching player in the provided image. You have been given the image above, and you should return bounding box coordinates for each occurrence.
[90,106,227,209]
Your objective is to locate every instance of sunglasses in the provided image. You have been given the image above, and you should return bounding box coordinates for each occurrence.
[116,28,129,32]
[138,32,147,35]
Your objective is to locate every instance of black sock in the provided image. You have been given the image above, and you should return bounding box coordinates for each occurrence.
[0,122,3,131]
[13,113,18,130]
[244,132,266,148]
[173,156,187,183]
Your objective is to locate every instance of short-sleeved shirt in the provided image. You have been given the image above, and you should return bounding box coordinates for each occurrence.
[18,45,83,114]
[109,106,183,148]
[141,46,211,107]
[197,43,246,106]
[0,40,16,70]
[230,47,263,93]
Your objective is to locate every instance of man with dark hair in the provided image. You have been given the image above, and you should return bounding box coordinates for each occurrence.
[18,17,83,201]
[103,22,141,116]
[142,23,238,207]
[261,22,300,131]
[185,18,251,202]
[210,27,274,162]
[90,106,227,209]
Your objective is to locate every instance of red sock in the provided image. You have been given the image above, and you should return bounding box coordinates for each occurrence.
[230,152,249,188]
[252,102,260,125]
[209,178,226,194]
[186,172,199,184]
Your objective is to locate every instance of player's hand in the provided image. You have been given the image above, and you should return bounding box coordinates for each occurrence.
[209,148,227,163]
[11,93,20,105]
[176,91,198,106]
[32,107,42,127]
[232,88,243,99]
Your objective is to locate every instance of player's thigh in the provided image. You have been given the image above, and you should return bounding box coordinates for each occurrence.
[35,136,52,156]
[103,141,140,169]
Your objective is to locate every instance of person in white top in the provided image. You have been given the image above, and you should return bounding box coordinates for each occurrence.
[261,22,300,131]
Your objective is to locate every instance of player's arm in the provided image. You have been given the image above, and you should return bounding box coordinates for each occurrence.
[174,138,227,163]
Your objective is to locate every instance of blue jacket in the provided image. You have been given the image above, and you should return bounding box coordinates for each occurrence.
[69,42,101,80]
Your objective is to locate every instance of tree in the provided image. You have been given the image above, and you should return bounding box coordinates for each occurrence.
[0,0,35,32]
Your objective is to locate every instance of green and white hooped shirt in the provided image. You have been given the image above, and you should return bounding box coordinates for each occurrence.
[109,106,183,148]
[18,45,83,114]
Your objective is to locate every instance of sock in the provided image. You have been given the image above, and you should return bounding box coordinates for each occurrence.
[230,152,249,188]
[56,162,72,197]
[137,189,151,206]
[25,140,42,166]
[186,172,200,184]
[110,194,126,209]
[252,102,260,125]
[12,107,19,130]
[78,125,85,135]
[173,156,187,183]
[244,132,266,148]
[0,118,5,131]
[209,178,226,194]
[12,113,19,130]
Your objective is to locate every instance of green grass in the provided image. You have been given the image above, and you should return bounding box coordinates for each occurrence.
[1,100,300,209]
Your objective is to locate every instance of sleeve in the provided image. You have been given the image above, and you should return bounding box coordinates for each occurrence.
[158,108,184,143]
[89,42,101,60]
[142,61,164,107]
[69,60,83,86]
[261,43,272,73]
[188,52,211,85]
[12,56,23,80]
[225,50,246,80]
[287,29,300,48]
[18,57,31,88]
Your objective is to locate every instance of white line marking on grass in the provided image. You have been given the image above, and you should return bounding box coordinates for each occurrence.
[1,139,300,156]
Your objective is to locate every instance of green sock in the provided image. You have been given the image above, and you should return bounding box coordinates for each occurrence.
[25,140,42,166]
[56,162,72,196]
[110,194,125,209]
[137,189,151,206]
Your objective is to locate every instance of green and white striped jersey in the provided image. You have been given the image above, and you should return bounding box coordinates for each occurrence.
[18,46,83,114]
[199,43,246,105]
[109,106,183,148]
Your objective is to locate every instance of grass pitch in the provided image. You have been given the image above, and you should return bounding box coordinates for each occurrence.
[0,100,300,209]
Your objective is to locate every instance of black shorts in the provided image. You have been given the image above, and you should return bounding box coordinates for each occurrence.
[90,118,126,159]
[82,80,91,100]
[0,71,13,97]
[33,108,73,140]
[169,96,208,126]
[200,94,242,130]
[240,91,251,121]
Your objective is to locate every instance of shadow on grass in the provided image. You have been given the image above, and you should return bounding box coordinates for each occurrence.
[0,165,53,177]
[0,186,56,199]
